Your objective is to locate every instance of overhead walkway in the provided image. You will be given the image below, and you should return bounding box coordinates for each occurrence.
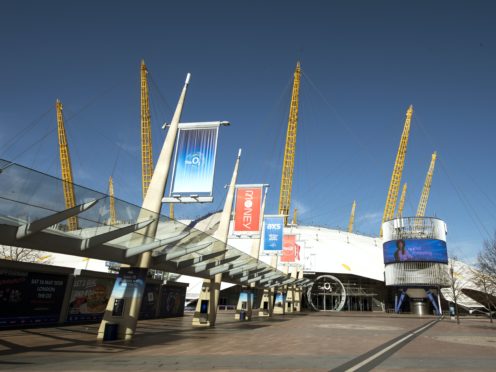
[0,159,312,290]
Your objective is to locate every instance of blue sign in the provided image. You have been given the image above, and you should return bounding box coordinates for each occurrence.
[239,292,254,305]
[171,127,219,194]
[274,292,286,307]
[263,216,284,251]
[383,239,448,264]
[111,267,147,301]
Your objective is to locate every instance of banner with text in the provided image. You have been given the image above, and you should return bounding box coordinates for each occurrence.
[171,125,219,195]
[233,186,263,234]
[281,235,301,263]
[263,216,284,251]
[67,277,114,322]
[0,269,67,327]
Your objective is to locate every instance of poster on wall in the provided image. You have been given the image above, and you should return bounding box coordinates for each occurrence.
[139,283,160,320]
[159,285,187,317]
[0,269,67,327]
[383,239,448,264]
[233,186,263,234]
[274,292,286,308]
[239,291,254,309]
[170,124,219,196]
[263,216,284,251]
[67,277,114,322]
[109,267,147,318]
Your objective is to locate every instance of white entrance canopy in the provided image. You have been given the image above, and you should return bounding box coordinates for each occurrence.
[0,160,312,289]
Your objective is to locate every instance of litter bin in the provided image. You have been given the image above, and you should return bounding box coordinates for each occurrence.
[103,322,119,341]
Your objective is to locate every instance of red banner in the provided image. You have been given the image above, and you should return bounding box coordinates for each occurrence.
[233,186,262,233]
[281,235,300,263]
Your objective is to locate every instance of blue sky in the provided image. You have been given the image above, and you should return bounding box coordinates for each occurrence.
[1,1,495,262]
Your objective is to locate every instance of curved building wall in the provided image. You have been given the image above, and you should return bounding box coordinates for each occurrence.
[382,217,449,287]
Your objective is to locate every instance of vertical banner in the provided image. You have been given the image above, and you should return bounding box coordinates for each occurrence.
[112,267,147,300]
[239,291,254,309]
[263,216,284,251]
[281,235,298,263]
[171,125,219,195]
[233,186,263,234]
[158,284,187,318]
[274,292,286,307]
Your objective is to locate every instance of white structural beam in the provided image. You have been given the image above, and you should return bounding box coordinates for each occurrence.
[153,241,213,260]
[80,220,154,251]
[124,231,189,258]
[16,199,98,240]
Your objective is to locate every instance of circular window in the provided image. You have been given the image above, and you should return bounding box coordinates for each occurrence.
[306,274,346,312]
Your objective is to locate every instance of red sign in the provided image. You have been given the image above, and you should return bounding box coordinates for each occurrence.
[281,235,300,263]
[233,187,262,233]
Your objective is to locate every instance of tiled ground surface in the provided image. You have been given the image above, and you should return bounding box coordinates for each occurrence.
[0,312,494,371]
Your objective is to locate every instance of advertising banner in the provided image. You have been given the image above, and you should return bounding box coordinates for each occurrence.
[274,292,286,308]
[139,283,160,320]
[263,216,284,251]
[67,277,114,322]
[281,235,301,263]
[233,186,262,234]
[159,284,187,317]
[0,269,67,327]
[112,267,147,300]
[239,291,254,310]
[383,239,448,264]
[171,126,219,195]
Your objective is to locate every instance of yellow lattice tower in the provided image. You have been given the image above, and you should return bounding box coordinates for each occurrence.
[278,62,301,226]
[109,176,117,225]
[348,200,356,233]
[396,183,407,218]
[380,105,413,236]
[141,60,153,200]
[416,151,437,217]
[56,99,78,231]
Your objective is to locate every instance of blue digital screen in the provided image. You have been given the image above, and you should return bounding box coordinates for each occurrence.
[383,239,448,264]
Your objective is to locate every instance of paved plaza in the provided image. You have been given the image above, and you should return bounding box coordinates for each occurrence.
[0,312,495,371]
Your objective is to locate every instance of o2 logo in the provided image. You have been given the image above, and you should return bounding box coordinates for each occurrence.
[318,282,333,292]
[185,152,204,168]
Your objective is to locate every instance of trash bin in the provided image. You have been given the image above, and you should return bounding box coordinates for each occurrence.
[103,322,118,341]
[240,311,245,321]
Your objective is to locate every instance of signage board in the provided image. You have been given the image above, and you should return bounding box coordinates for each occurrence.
[263,216,284,251]
[233,186,262,234]
[383,239,448,264]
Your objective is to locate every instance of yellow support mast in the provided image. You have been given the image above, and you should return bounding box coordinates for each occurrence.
[380,105,413,235]
[109,176,117,225]
[416,151,437,217]
[278,62,301,226]
[291,208,298,226]
[396,183,407,218]
[141,60,154,200]
[56,99,78,231]
[348,200,356,233]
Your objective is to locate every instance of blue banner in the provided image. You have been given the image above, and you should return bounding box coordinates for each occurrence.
[239,291,254,305]
[263,216,284,251]
[383,239,448,264]
[274,292,286,307]
[171,126,219,194]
